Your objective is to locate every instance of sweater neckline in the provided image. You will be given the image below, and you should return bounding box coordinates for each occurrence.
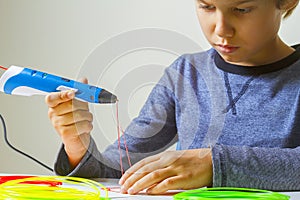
[214,44,300,75]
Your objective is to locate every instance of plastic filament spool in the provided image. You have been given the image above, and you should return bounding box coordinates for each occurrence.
[173,187,290,200]
[0,176,110,200]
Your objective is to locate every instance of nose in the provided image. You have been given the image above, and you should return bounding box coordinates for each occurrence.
[215,12,234,38]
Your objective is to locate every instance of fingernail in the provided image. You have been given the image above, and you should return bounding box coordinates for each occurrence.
[128,187,135,195]
[120,186,126,194]
[146,188,152,194]
[67,91,75,98]
[118,178,124,185]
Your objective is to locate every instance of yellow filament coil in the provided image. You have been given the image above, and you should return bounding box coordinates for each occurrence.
[0,176,110,200]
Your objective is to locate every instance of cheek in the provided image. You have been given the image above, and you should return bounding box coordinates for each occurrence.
[197,15,214,40]
[238,14,281,44]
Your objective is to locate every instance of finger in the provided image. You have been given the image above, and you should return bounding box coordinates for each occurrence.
[59,120,93,139]
[45,90,75,108]
[120,157,168,194]
[119,154,160,185]
[146,175,188,194]
[51,110,93,127]
[48,99,89,117]
[45,77,88,107]
[78,77,88,84]
[126,167,175,195]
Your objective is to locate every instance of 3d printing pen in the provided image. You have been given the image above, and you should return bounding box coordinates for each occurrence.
[0,65,117,104]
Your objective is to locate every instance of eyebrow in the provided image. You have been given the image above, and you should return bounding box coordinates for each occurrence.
[196,0,209,4]
[197,0,257,5]
[235,0,257,5]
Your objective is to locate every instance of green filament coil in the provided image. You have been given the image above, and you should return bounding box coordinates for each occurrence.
[173,187,290,200]
[0,176,110,200]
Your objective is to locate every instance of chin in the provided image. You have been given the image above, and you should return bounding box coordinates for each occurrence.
[218,53,253,66]
[220,55,242,64]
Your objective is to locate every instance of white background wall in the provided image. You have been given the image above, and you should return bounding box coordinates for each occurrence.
[0,0,299,175]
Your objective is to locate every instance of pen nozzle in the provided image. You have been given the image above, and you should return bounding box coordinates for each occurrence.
[98,89,118,104]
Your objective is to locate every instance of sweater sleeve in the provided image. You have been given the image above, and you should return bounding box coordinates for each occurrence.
[54,138,121,178]
[212,144,300,191]
[54,58,182,178]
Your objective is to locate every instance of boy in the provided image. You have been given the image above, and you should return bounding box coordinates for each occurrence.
[45,0,300,195]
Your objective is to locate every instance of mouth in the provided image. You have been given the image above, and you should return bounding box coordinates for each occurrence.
[215,44,239,54]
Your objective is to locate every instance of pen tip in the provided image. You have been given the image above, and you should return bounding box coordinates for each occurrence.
[98,89,118,104]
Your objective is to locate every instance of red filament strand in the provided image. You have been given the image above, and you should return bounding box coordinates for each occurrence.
[116,100,132,175]
[0,66,8,70]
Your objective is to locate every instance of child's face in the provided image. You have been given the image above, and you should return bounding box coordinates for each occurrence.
[195,0,286,66]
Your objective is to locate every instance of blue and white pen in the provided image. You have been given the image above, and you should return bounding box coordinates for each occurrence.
[0,65,117,104]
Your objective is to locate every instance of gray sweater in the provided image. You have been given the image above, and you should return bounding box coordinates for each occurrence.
[55,45,300,191]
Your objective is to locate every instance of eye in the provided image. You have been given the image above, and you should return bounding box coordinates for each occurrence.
[198,3,215,11]
[233,7,252,14]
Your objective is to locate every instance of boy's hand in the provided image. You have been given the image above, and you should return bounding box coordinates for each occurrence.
[45,78,93,168]
[119,149,213,195]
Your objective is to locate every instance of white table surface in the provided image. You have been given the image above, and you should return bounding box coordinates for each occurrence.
[94,178,300,200]
[1,174,300,199]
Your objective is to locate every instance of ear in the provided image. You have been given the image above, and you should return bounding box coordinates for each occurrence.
[278,0,299,18]
[279,0,298,11]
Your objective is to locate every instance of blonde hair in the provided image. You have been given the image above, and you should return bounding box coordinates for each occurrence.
[276,0,299,18]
